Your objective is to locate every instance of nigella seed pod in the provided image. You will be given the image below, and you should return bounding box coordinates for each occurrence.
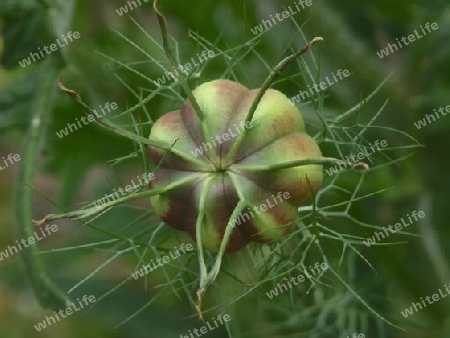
[148,79,323,252]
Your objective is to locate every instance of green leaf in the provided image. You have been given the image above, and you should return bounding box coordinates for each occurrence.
[0,0,74,69]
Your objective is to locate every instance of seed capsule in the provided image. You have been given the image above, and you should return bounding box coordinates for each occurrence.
[149,79,323,252]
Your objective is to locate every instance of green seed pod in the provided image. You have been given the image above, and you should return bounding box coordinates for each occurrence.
[149,79,322,252]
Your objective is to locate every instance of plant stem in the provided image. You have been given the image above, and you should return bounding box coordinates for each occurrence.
[33,173,203,225]
[14,57,70,311]
[196,199,247,320]
[153,0,213,154]
[247,37,323,124]
[153,0,204,120]
[194,177,213,321]
[57,80,172,151]
[232,156,341,172]
[227,37,323,160]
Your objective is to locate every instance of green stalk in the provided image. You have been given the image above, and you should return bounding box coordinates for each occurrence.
[232,156,342,172]
[226,37,323,161]
[153,0,213,155]
[195,198,247,320]
[245,37,323,124]
[57,81,173,151]
[194,177,213,321]
[57,80,217,168]
[33,172,203,225]
[153,0,203,119]
[14,57,70,310]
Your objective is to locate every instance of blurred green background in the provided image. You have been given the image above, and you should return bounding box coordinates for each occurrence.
[0,0,449,337]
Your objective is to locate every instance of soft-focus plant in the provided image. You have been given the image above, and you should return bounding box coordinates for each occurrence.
[24,0,423,335]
